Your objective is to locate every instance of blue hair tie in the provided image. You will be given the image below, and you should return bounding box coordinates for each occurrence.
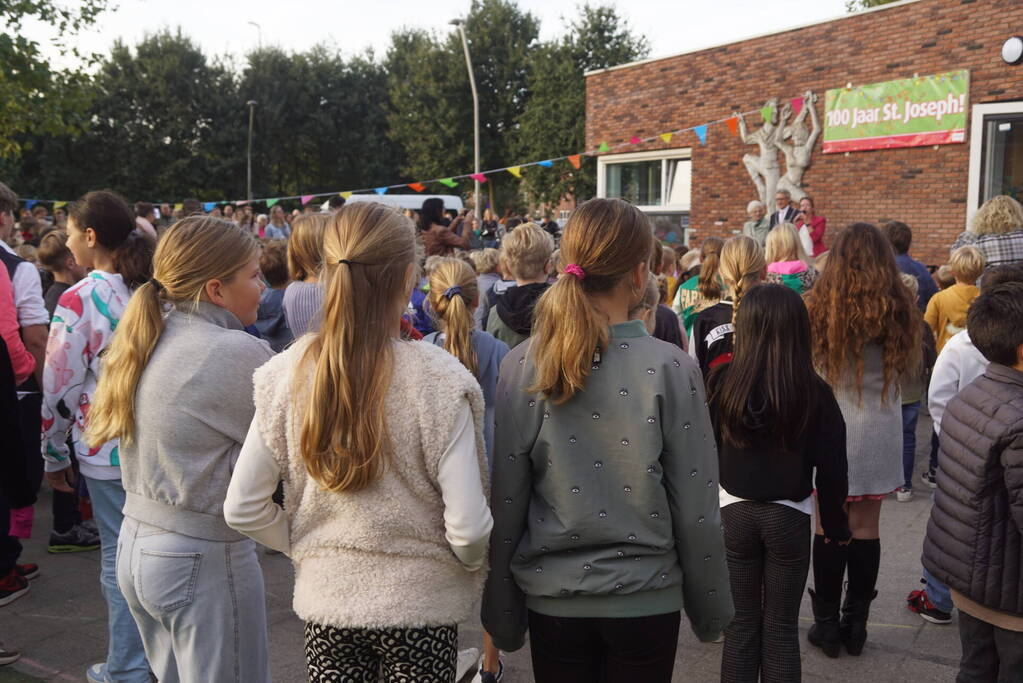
[443,285,463,300]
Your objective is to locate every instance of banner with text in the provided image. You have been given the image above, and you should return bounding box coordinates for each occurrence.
[823,70,969,153]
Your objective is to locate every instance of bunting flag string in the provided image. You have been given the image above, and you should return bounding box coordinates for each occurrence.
[19,101,784,209]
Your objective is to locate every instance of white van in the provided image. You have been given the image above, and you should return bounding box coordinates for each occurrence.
[320,194,464,212]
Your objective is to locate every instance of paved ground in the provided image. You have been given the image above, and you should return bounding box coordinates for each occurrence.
[2,412,960,682]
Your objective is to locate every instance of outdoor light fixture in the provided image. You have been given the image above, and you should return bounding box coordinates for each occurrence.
[1002,36,1023,65]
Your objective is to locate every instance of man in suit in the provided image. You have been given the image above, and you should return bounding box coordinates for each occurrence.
[769,189,799,227]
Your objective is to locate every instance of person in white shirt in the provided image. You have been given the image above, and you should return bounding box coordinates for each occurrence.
[769,189,799,228]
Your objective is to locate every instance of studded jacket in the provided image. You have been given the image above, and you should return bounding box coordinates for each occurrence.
[481,320,733,651]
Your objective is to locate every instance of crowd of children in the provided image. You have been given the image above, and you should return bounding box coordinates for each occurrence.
[1,182,1022,683]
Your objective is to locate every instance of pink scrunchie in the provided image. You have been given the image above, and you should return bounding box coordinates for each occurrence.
[564,263,586,280]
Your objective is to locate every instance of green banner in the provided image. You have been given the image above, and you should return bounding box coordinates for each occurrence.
[823,70,969,153]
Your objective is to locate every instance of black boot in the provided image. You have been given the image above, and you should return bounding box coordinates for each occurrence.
[839,589,878,656]
[807,588,842,658]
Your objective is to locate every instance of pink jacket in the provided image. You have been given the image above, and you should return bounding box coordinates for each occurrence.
[796,215,828,256]
[0,266,35,385]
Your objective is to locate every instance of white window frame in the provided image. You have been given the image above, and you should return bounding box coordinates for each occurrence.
[966,101,1023,229]
[597,148,692,212]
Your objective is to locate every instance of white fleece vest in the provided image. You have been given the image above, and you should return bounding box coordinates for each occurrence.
[253,338,489,629]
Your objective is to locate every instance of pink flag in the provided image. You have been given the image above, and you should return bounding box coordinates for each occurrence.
[790,97,803,115]
[301,194,315,205]
[470,173,488,184]
[629,136,641,144]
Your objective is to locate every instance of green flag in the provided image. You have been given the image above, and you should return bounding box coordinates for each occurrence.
[761,104,774,123]
[598,141,610,152]
[438,178,458,188]
[266,198,279,207]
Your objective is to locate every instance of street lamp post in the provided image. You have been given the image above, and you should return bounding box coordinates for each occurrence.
[247,21,262,49]
[246,100,257,202]
[450,18,480,221]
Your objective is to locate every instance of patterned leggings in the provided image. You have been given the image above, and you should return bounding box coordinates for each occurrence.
[304,622,457,682]
[720,501,811,683]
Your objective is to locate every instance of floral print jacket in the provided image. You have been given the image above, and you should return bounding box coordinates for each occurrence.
[41,271,130,479]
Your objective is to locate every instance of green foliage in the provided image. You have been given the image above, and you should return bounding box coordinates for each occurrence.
[845,0,899,11]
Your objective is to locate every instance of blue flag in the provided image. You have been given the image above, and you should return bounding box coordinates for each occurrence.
[374,187,388,195]
[694,125,708,145]
[538,160,554,168]
[203,202,216,212]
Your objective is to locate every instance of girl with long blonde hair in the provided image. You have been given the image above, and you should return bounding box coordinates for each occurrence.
[690,235,765,379]
[482,198,732,683]
[283,212,329,337]
[765,222,817,294]
[88,216,273,683]
[224,202,492,683]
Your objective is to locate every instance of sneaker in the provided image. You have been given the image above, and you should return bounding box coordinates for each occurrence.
[471,655,504,683]
[86,663,106,683]
[81,518,98,535]
[921,469,938,489]
[0,641,20,666]
[907,589,952,624]
[15,563,39,580]
[48,523,101,554]
[896,487,913,502]
[456,648,479,682]
[0,570,30,607]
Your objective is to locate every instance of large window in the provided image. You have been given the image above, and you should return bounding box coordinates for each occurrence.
[968,102,1023,226]
[597,148,692,243]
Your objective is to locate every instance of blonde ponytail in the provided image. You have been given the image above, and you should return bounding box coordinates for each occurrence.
[428,258,479,376]
[719,235,766,320]
[298,203,416,493]
[528,198,653,404]
[697,236,724,299]
[88,217,259,446]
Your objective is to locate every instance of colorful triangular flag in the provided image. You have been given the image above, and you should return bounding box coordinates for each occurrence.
[174,203,184,211]
[53,201,67,209]
[340,192,352,199]
[408,182,426,192]
[598,142,610,153]
[469,173,488,183]
[203,202,216,212]
[567,154,582,169]
[301,194,315,205]
[790,97,803,116]
[266,198,279,208]
[25,200,37,209]
[761,104,774,122]
[506,166,522,178]
[660,133,673,143]
[438,178,458,188]
[726,116,739,136]
[538,160,554,168]
[693,125,708,145]
[374,187,388,195]
[629,136,641,144]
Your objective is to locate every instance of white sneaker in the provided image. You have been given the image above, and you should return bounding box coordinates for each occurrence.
[896,487,913,502]
[471,654,505,682]
[456,648,479,681]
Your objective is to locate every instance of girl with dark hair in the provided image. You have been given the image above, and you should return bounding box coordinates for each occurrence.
[708,284,849,681]
[804,223,921,659]
[41,190,154,683]
[482,198,732,683]
[421,198,470,257]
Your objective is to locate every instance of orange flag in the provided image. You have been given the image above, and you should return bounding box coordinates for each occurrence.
[408,182,426,192]
[726,116,739,136]
[567,154,582,169]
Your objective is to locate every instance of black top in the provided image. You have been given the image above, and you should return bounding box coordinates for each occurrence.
[691,301,734,380]
[493,283,550,335]
[44,281,71,319]
[653,304,684,350]
[709,366,851,542]
[0,337,32,509]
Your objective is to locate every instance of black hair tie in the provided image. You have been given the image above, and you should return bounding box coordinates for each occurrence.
[149,277,164,291]
[338,258,372,266]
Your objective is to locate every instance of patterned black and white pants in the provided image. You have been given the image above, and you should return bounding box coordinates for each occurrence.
[720,501,811,683]
[304,622,457,683]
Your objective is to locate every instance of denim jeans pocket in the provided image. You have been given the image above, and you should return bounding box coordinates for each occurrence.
[138,550,202,612]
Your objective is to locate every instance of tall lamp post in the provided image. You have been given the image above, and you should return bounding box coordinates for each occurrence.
[247,21,262,49]
[450,18,480,220]
[246,100,257,202]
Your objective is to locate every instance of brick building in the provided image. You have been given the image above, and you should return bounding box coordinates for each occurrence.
[585,0,1023,266]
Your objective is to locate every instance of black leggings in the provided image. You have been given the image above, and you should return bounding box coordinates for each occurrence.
[720,501,811,683]
[527,609,681,683]
[304,622,456,683]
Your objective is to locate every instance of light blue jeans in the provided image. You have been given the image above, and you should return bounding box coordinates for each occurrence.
[116,517,270,683]
[85,477,151,683]
[922,566,954,614]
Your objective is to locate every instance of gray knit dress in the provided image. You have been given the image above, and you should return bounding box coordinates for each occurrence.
[830,343,903,497]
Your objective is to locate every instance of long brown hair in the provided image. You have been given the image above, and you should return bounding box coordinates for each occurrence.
[287,213,329,281]
[528,198,653,404]
[428,258,480,376]
[88,217,259,446]
[697,236,724,299]
[297,202,416,492]
[805,222,921,399]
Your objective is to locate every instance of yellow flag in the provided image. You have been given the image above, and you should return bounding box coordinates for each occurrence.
[507,166,522,178]
[53,201,67,209]
[660,133,673,143]
[340,191,353,199]
[173,203,183,211]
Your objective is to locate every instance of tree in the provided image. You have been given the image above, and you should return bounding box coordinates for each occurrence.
[846,0,899,11]
[0,0,110,160]
[516,5,649,206]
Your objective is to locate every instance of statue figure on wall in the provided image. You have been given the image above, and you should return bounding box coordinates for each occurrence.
[737,98,787,208]
[775,91,821,203]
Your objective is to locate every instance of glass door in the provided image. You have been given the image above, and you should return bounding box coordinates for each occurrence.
[980,113,1023,204]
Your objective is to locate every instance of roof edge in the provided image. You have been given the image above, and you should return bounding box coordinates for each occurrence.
[584,0,926,78]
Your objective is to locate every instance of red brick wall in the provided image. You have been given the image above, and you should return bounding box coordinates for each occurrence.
[585,0,1023,266]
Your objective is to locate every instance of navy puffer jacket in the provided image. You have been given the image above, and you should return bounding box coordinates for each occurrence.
[922,364,1023,616]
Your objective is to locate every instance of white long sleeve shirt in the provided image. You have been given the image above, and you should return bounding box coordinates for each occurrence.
[225,400,492,568]
[927,330,989,434]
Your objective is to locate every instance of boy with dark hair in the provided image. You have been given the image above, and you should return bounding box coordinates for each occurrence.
[922,281,1023,680]
[883,220,938,311]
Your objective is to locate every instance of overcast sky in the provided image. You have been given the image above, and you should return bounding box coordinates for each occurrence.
[27,0,855,70]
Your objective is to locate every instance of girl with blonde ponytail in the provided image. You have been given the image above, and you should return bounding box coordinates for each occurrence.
[690,235,765,379]
[672,236,724,335]
[482,198,732,682]
[89,216,274,683]
[224,202,493,683]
